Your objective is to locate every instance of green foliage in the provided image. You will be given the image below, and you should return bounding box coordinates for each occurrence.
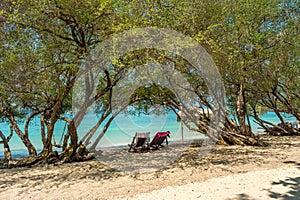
[129,83,177,115]
[184,0,299,119]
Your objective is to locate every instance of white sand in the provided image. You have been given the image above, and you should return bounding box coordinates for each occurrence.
[1,166,298,200]
[119,167,299,200]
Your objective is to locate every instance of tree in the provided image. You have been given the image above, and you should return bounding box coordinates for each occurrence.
[0,0,137,164]
[185,0,299,138]
[249,1,300,135]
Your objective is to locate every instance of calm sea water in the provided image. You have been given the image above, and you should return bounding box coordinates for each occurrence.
[0,111,296,158]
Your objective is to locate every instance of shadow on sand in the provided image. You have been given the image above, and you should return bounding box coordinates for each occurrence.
[94,141,191,172]
[267,161,300,200]
[0,160,121,194]
[226,193,258,200]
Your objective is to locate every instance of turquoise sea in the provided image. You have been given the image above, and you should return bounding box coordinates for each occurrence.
[0,111,296,158]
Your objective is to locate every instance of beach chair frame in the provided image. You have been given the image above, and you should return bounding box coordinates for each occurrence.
[149,131,170,149]
[128,132,150,152]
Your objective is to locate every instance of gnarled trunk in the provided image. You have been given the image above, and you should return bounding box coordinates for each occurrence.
[0,131,12,162]
[0,106,37,156]
[236,83,252,136]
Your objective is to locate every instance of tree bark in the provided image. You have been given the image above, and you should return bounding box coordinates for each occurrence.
[89,105,126,150]
[81,110,111,146]
[0,131,12,162]
[0,107,37,156]
[40,115,46,145]
[90,116,115,150]
[236,83,251,136]
[25,111,41,138]
[12,121,37,156]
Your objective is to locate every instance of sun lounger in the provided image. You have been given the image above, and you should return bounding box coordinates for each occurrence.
[149,131,170,149]
[128,132,150,152]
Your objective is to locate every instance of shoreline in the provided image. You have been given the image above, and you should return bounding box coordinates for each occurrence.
[0,135,299,199]
[1,131,269,160]
[1,109,292,159]
[0,136,207,160]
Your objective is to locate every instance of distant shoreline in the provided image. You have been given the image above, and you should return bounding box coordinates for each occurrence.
[0,136,207,159]
[1,131,271,159]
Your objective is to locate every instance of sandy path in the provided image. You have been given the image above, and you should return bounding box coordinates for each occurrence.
[119,166,300,200]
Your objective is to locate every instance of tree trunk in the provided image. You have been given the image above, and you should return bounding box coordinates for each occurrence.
[59,121,78,162]
[90,117,114,150]
[40,115,46,145]
[15,126,37,156]
[236,83,251,136]
[0,106,37,156]
[82,116,105,146]
[69,121,78,150]
[82,110,112,146]
[220,130,265,146]
[0,131,12,162]
[25,111,41,137]
[10,115,37,156]
[43,122,55,153]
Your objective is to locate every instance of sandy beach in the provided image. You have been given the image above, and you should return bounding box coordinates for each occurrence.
[0,135,299,200]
